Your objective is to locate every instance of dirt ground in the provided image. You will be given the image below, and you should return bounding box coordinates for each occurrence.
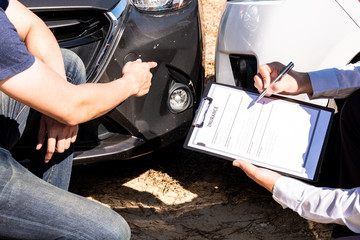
[69,0,335,239]
[70,146,334,240]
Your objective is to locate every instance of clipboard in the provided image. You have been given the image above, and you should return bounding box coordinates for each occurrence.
[184,82,334,181]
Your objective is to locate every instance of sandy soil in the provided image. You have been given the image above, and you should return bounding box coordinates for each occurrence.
[69,0,335,239]
[70,145,333,240]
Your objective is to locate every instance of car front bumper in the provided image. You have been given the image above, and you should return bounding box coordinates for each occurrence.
[18,0,204,164]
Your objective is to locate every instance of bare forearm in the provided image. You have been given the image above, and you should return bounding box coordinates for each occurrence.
[289,71,313,95]
[68,78,137,124]
[0,58,154,126]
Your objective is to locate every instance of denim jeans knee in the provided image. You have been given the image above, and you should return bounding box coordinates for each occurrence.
[0,91,30,149]
[0,148,131,240]
[61,48,86,85]
[30,49,87,190]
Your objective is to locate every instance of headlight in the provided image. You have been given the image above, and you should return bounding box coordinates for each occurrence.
[131,0,191,12]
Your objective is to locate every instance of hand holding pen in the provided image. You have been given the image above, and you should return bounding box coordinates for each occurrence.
[254,62,295,103]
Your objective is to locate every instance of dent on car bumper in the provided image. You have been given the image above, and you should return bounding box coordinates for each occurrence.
[76,1,203,163]
[14,0,203,164]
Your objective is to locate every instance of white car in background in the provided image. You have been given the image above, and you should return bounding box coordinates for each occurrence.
[215,0,360,105]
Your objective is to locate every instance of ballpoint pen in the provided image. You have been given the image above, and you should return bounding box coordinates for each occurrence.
[253,61,295,104]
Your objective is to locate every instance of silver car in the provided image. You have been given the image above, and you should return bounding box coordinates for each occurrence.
[215,0,360,105]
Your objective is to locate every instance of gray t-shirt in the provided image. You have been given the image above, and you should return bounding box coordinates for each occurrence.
[0,0,35,81]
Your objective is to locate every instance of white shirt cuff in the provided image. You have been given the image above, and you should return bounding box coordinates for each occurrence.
[272,176,308,210]
[308,69,339,99]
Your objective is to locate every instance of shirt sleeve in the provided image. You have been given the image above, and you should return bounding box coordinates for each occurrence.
[272,176,360,233]
[0,0,9,11]
[308,62,360,99]
[0,9,35,81]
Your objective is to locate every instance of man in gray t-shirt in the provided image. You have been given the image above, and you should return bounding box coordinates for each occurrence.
[0,0,156,239]
[0,5,34,81]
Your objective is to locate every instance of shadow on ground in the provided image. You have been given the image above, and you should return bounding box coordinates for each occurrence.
[69,142,334,240]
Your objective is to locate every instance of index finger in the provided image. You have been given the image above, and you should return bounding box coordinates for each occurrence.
[147,62,157,69]
[257,64,273,89]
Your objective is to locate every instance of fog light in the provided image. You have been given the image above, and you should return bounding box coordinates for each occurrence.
[168,85,192,113]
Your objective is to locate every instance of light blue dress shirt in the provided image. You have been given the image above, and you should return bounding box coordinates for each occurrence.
[272,62,360,233]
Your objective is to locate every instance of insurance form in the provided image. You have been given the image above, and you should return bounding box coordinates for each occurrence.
[185,83,333,181]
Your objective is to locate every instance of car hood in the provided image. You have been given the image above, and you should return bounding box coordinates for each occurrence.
[20,0,120,11]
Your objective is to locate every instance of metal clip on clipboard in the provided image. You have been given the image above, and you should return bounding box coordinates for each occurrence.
[192,97,213,128]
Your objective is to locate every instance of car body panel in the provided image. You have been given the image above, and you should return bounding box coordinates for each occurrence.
[336,0,360,28]
[20,0,118,11]
[216,0,360,105]
[14,0,203,164]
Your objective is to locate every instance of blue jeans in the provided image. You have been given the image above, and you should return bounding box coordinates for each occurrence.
[0,49,130,239]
